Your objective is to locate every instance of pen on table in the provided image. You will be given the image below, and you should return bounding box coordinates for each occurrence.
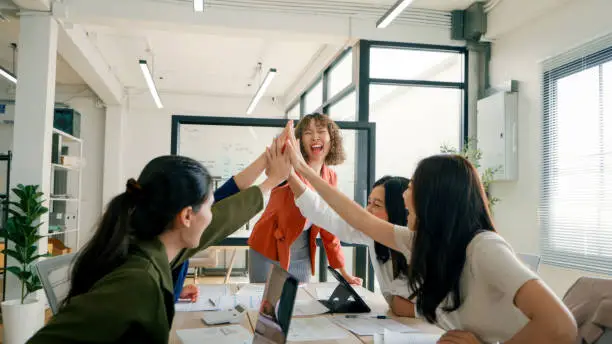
[345,314,389,319]
[209,298,216,307]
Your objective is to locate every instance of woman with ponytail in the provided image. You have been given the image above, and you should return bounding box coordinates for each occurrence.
[28,139,291,343]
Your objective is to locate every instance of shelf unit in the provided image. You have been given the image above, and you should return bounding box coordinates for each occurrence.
[49,128,83,256]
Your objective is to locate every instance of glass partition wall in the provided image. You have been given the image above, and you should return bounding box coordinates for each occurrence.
[286,41,467,291]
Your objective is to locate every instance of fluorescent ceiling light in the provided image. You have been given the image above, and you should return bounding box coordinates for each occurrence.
[376,0,415,28]
[138,60,163,109]
[194,0,204,12]
[0,66,16,84]
[246,68,277,115]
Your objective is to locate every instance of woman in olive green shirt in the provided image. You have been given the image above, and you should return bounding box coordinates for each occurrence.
[28,139,291,343]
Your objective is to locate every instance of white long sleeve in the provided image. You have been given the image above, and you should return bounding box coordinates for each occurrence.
[294,188,371,245]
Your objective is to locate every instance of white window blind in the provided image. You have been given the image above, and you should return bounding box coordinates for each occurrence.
[541,33,612,274]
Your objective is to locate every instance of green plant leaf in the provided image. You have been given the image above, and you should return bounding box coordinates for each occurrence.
[3,248,25,264]
[6,266,23,279]
[4,184,49,294]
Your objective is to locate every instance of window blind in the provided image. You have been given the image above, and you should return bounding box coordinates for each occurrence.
[541,33,612,274]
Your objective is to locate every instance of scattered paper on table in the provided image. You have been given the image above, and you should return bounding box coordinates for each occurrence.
[291,300,329,316]
[236,284,265,296]
[315,286,367,300]
[175,284,230,312]
[176,325,253,344]
[215,294,262,310]
[332,315,418,336]
[383,329,441,344]
[287,317,348,342]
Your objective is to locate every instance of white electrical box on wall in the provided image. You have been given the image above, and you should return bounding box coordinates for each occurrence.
[476,92,518,181]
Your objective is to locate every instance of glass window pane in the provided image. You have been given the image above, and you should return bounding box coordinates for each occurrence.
[370,85,462,179]
[287,103,300,120]
[370,47,463,83]
[304,80,323,114]
[328,50,353,98]
[328,92,356,121]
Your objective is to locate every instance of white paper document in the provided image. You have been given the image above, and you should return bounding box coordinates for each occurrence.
[235,283,265,296]
[383,329,441,344]
[315,286,368,300]
[291,299,330,316]
[174,284,230,312]
[332,315,418,336]
[214,294,263,310]
[176,325,253,344]
[287,317,349,342]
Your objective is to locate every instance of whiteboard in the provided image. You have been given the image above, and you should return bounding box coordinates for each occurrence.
[178,124,358,238]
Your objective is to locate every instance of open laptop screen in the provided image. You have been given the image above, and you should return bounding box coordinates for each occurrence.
[252,265,298,344]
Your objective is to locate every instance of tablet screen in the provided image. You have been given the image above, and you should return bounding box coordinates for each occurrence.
[253,265,298,344]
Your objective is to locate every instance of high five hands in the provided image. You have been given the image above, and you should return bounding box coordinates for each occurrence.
[264,120,305,182]
[264,129,292,185]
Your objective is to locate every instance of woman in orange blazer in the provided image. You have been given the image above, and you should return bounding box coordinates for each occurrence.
[248,113,362,284]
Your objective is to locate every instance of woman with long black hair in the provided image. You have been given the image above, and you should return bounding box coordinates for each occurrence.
[282,122,577,344]
[28,139,291,343]
[288,174,416,316]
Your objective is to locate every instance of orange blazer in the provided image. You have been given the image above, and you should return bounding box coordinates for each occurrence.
[248,165,345,275]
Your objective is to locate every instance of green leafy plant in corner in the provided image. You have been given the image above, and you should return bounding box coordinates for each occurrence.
[0,184,49,304]
[440,138,502,210]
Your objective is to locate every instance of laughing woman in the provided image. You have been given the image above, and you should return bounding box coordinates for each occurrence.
[282,126,577,344]
[248,113,361,285]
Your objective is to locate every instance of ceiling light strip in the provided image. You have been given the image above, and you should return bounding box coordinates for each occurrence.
[138,60,163,109]
[377,0,416,28]
[194,0,204,12]
[246,68,277,115]
[0,66,17,84]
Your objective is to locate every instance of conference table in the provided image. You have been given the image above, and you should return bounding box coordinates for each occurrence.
[169,282,442,344]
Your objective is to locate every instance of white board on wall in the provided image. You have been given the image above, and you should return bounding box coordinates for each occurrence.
[177,123,359,237]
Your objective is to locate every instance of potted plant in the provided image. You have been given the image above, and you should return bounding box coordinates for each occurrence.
[440,138,502,210]
[0,184,48,344]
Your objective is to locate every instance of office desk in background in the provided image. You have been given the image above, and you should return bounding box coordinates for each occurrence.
[170,282,442,344]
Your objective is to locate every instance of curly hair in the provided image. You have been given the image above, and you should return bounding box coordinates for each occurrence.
[294,113,345,166]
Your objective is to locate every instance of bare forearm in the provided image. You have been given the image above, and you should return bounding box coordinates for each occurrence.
[234,153,267,190]
[294,161,398,250]
[391,296,416,317]
[504,319,576,344]
[287,172,306,198]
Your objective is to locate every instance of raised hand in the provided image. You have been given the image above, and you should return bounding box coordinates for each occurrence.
[265,136,292,184]
[285,124,308,170]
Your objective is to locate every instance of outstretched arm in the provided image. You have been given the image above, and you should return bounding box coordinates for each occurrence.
[233,152,267,190]
[283,122,399,251]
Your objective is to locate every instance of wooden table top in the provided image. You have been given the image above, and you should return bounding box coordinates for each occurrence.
[170,282,442,344]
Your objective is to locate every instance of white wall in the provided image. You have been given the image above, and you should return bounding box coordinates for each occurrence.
[488,0,612,296]
[0,85,105,247]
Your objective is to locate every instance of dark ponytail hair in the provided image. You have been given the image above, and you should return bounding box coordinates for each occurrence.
[64,155,212,306]
[407,154,495,323]
[372,176,410,279]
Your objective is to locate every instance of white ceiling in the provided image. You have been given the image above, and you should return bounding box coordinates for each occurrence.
[1,0,482,99]
[86,25,335,97]
[326,0,480,11]
[0,15,85,86]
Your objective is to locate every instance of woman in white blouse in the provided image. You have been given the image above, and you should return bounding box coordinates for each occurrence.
[288,175,416,316]
[281,122,576,344]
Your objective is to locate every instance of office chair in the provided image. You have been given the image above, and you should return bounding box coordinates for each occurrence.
[563,277,612,344]
[516,253,541,273]
[34,253,76,314]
